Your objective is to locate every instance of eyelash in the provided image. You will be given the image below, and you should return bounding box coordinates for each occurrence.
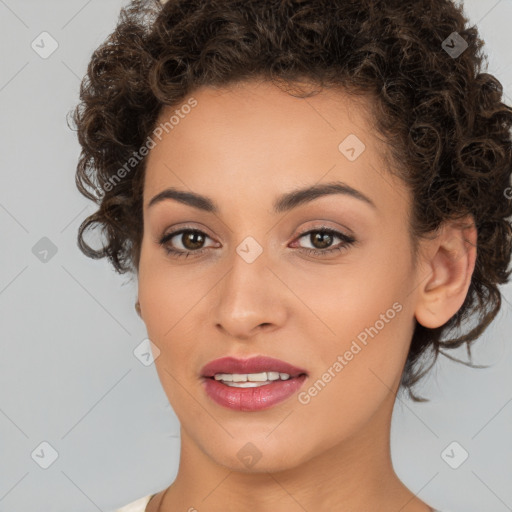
[158,226,356,259]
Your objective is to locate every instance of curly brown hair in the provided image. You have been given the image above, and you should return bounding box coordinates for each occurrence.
[71,0,512,401]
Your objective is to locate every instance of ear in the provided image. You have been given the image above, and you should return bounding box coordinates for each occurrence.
[414,215,477,329]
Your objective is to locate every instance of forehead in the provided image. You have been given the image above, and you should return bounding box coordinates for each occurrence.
[142,80,405,216]
[151,80,378,145]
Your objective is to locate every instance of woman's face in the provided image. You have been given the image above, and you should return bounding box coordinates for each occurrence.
[137,80,425,472]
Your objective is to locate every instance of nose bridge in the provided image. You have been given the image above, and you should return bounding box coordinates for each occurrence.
[213,234,286,337]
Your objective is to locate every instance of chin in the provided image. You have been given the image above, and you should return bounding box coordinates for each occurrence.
[197,431,314,474]
[217,450,303,474]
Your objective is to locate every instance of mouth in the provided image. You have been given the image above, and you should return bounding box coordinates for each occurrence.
[200,356,308,411]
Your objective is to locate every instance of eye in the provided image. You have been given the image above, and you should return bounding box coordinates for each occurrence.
[158,228,218,259]
[158,225,356,259]
[291,227,356,257]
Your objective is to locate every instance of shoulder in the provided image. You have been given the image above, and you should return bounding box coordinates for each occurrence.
[114,494,156,512]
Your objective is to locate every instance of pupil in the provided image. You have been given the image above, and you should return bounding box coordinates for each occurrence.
[184,232,204,250]
[312,232,332,249]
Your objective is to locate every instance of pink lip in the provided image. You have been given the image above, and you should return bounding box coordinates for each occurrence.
[200,356,308,412]
[200,356,307,378]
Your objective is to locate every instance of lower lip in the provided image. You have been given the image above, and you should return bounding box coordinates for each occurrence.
[202,375,307,411]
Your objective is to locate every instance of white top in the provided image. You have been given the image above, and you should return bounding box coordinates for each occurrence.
[114,494,450,512]
[115,494,155,512]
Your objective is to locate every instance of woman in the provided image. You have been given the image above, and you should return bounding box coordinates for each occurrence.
[72,0,512,511]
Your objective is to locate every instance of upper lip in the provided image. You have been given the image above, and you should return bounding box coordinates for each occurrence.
[201,356,308,378]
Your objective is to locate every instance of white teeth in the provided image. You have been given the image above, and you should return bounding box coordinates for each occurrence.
[213,371,292,385]
[224,381,270,388]
[244,372,267,382]
[214,373,233,381]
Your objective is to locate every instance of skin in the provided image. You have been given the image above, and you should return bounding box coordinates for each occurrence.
[136,79,477,512]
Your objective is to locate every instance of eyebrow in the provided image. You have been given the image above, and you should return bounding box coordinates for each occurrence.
[147,180,377,214]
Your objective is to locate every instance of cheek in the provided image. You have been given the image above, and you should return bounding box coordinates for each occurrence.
[286,243,414,404]
[138,247,200,337]
[138,270,200,413]
[138,274,195,360]
[287,304,412,452]
[288,241,412,348]
[137,250,209,379]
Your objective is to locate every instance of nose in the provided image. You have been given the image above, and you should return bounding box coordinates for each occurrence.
[213,249,288,340]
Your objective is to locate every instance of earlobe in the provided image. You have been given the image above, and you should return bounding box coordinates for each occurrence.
[414,216,477,329]
[135,300,142,318]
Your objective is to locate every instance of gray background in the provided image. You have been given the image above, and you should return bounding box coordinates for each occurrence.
[0,1,511,511]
